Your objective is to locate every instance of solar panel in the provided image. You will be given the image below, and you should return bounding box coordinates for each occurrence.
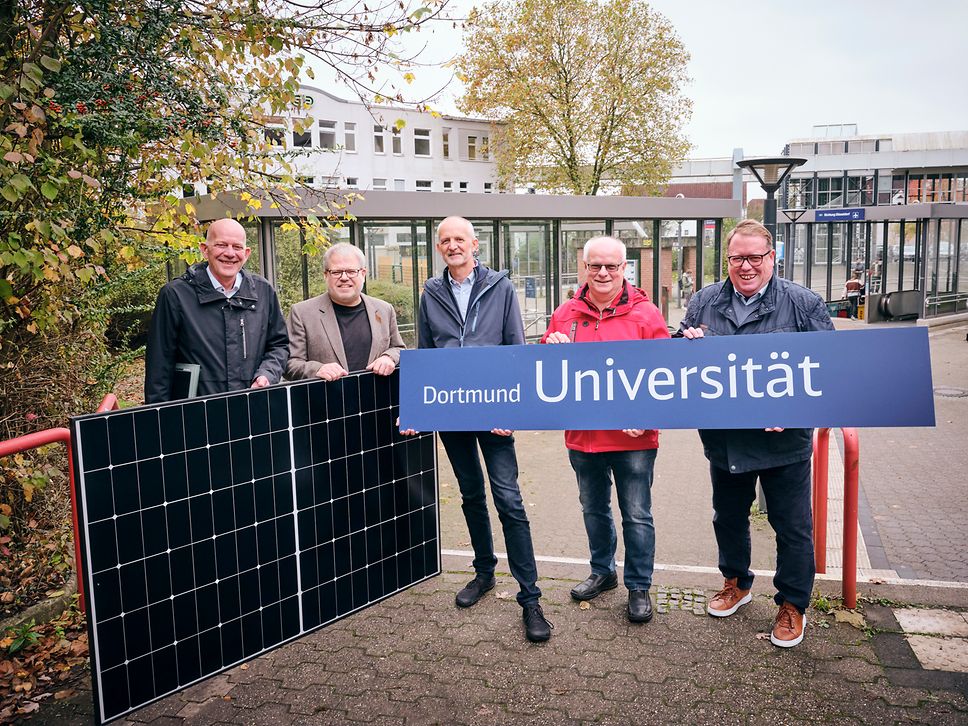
[71,371,438,724]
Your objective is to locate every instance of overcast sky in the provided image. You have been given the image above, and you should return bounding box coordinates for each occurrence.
[336,0,968,160]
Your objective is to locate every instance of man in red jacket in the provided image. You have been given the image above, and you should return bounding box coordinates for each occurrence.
[541,236,670,622]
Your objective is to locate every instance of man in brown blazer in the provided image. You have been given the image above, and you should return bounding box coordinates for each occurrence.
[285,242,405,381]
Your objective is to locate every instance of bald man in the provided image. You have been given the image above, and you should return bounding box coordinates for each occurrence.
[145,218,289,403]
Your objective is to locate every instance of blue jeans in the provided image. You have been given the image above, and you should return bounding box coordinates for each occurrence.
[710,459,815,612]
[568,449,657,591]
[439,431,541,606]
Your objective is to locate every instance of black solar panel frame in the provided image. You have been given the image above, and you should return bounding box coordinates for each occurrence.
[71,371,439,724]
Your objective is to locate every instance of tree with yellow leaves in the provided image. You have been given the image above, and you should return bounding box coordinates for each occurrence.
[459,0,691,195]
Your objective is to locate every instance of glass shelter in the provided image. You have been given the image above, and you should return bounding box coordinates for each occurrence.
[195,191,742,341]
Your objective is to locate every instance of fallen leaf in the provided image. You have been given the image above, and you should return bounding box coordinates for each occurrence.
[833,610,866,628]
[579,601,591,611]
[754,632,771,640]
[495,590,513,600]
[16,701,39,714]
[239,664,249,670]
[54,689,75,700]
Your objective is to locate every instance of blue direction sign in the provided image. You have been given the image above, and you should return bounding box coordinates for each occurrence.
[816,209,865,222]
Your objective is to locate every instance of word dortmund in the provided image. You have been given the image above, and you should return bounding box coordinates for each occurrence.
[535,352,822,403]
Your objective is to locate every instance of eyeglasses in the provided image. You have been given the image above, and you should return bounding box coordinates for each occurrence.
[726,251,773,268]
[586,263,624,273]
[326,268,362,278]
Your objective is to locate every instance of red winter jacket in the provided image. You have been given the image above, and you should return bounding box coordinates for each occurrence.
[541,282,670,452]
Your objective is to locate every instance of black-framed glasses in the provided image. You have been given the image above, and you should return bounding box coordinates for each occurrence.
[726,251,773,268]
[586,262,624,273]
[326,268,362,278]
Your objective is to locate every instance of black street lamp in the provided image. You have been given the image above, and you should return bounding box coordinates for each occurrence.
[780,207,808,280]
[736,157,807,244]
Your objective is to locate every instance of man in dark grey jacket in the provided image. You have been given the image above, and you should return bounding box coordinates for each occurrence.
[414,216,551,643]
[680,219,834,648]
[145,218,289,403]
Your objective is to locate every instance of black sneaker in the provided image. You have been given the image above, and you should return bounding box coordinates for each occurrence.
[455,574,496,608]
[627,589,653,623]
[522,604,553,642]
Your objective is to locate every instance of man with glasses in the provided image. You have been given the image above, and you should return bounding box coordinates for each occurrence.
[542,236,669,623]
[412,216,552,643]
[145,218,289,402]
[285,242,404,382]
[679,219,833,648]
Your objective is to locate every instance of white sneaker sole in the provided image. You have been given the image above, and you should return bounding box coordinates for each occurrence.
[771,613,806,648]
[707,592,752,617]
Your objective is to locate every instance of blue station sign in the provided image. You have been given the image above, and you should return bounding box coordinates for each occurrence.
[399,328,934,431]
[816,209,866,222]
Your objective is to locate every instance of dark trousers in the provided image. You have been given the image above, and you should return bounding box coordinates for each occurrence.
[710,459,815,612]
[439,431,541,606]
[568,449,657,590]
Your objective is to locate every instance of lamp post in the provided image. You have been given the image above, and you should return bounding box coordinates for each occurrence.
[736,157,807,244]
[781,207,807,280]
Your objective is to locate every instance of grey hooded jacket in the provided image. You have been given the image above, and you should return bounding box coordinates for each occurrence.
[418,263,525,349]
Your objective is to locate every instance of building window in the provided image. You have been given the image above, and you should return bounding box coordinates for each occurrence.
[345,177,358,189]
[846,175,874,206]
[816,177,844,208]
[319,120,337,150]
[442,128,451,159]
[787,177,814,209]
[892,175,906,204]
[320,176,339,188]
[877,138,893,152]
[392,128,402,155]
[443,181,453,192]
[789,142,815,156]
[414,129,431,157]
[481,135,490,160]
[907,174,923,204]
[394,178,405,191]
[817,141,846,155]
[484,182,493,194]
[467,135,477,160]
[373,177,387,190]
[459,181,468,193]
[297,176,315,186]
[416,180,432,192]
[292,127,312,148]
[848,139,876,154]
[939,173,954,202]
[373,125,385,154]
[876,172,893,205]
[955,173,968,203]
[344,122,356,152]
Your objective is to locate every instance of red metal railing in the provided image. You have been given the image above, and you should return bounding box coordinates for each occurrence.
[812,428,860,609]
[0,394,121,613]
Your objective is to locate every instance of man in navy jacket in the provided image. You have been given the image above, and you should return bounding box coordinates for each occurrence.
[680,219,833,648]
[415,216,551,643]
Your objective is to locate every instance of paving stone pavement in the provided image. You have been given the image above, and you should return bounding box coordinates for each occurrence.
[850,322,968,583]
[37,571,968,725]
[27,319,968,724]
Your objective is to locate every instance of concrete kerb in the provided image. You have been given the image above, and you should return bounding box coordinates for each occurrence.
[0,572,77,634]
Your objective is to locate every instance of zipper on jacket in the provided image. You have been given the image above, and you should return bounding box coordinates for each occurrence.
[240,317,247,359]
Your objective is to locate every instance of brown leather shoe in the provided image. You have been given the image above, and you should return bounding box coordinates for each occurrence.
[707,577,752,617]
[771,601,806,648]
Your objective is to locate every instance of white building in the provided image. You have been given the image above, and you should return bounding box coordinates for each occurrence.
[267,85,501,194]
